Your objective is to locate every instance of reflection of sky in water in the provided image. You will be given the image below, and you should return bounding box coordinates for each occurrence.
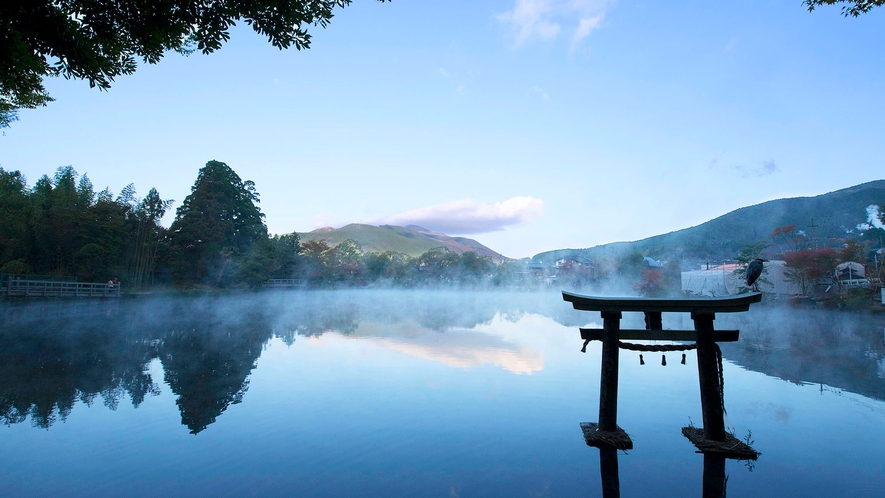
[2,291,885,496]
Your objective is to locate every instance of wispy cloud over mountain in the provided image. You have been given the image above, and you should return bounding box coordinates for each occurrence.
[370,196,544,235]
[708,154,780,178]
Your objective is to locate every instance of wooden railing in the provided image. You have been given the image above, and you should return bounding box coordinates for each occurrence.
[2,278,120,298]
[263,279,305,288]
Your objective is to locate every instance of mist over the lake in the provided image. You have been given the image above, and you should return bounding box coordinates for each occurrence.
[2,288,883,496]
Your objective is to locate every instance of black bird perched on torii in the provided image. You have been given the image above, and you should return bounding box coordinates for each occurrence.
[746,258,767,291]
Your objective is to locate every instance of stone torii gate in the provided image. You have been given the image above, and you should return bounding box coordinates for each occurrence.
[562,291,761,459]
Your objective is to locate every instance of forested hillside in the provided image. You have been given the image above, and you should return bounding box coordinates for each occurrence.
[0,163,507,290]
[534,181,885,264]
[0,166,172,286]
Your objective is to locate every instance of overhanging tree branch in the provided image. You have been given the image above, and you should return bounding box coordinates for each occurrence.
[0,0,389,124]
[804,0,885,17]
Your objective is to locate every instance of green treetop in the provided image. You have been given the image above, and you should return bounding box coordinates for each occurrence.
[170,160,267,285]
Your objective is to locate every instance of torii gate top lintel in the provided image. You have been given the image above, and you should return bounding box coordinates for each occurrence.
[562,291,762,314]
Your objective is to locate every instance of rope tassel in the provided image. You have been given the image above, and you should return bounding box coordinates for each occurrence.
[661,354,667,366]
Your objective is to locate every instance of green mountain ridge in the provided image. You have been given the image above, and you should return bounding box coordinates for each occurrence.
[533,180,885,264]
[297,224,503,259]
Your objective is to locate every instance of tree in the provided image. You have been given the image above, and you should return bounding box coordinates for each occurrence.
[417,247,458,283]
[618,251,646,285]
[804,0,884,16]
[0,168,30,267]
[169,160,267,286]
[454,251,493,285]
[634,268,664,297]
[1,0,389,126]
[838,239,866,263]
[783,248,837,295]
[771,225,804,253]
[270,233,302,278]
[0,164,170,283]
[129,188,175,288]
[333,239,363,278]
[362,250,412,283]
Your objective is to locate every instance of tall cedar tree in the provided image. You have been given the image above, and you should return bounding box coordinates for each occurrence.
[170,160,268,286]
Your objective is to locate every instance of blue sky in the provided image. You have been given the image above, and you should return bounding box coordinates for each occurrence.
[2,1,883,258]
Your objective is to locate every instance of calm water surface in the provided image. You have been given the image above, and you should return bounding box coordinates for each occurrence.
[2,290,884,497]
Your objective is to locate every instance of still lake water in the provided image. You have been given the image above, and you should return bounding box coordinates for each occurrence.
[2,290,884,497]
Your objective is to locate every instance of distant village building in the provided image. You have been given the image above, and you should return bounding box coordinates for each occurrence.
[681,260,800,297]
[643,256,663,268]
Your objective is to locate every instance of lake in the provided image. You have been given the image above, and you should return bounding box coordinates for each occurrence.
[2,290,884,497]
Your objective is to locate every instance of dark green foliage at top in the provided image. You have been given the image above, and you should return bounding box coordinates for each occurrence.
[804,0,884,16]
[169,160,268,286]
[0,0,389,126]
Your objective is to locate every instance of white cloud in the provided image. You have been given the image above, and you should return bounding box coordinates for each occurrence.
[571,14,604,51]
[710,156,779,178]
[724,36,739,52]
[498,0,611,49]
[439,67,449,77]
[370,196,544,234]
[531,86,550,100]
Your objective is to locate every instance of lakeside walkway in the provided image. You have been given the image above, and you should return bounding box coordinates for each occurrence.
[2,278,121,298]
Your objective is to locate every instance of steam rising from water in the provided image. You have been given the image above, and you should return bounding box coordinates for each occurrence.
[3,290,884,433]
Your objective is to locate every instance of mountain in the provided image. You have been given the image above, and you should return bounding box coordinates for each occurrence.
[533,180,885,264]
[297,224,504,259]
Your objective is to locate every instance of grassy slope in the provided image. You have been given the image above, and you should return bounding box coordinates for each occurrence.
[297,224,502,259]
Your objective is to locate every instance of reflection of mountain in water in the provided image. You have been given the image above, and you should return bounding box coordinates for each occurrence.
[268,291,564,374]
[357,321,544,374]
[718,308,885,401]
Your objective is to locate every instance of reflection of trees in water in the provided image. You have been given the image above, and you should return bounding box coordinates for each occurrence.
[0,310,159,428]
[0,290,604,431]
[719,308,885,401]
[0,298,275,433]
[155,301,275,434]
[160,326,271,433]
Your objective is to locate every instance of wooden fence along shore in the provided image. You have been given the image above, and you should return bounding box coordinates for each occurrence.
[2,278,120,298]
[262,279,306,288]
